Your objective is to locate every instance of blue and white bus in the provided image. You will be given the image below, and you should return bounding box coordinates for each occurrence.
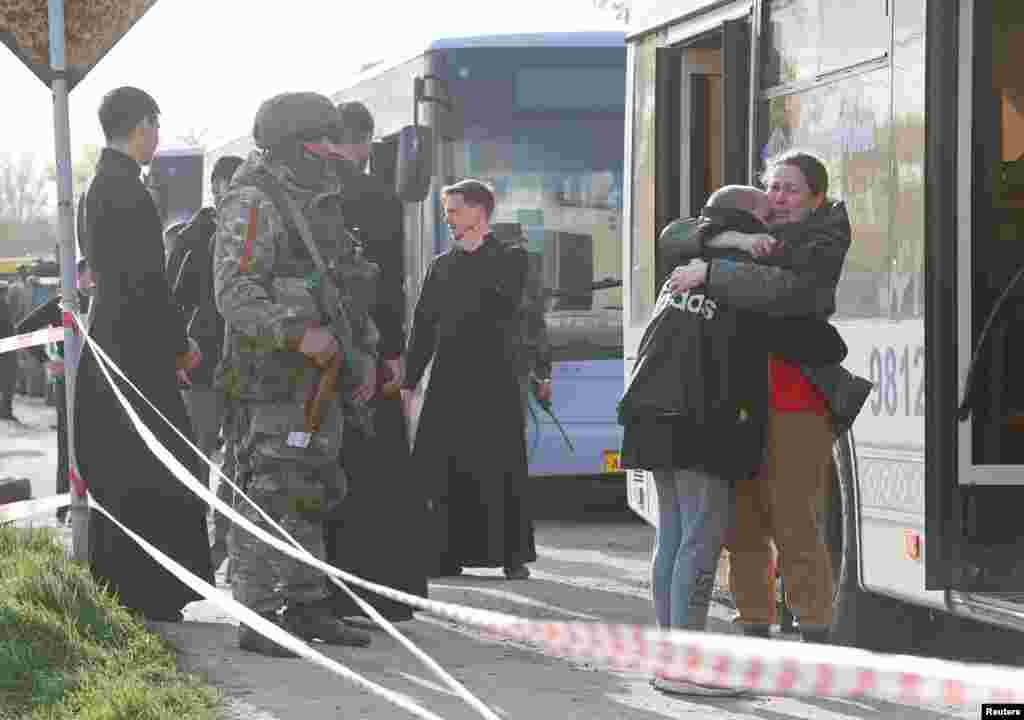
[622,0,1024,652]
[210,31,628,481]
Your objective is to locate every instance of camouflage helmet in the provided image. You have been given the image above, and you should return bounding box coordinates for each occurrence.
[252,92,341,150]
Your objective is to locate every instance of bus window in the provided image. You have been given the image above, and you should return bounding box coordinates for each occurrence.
[762,0,890,88]
[891,0,926,321]
[446,125,624,359]
[629,35,657,330]
[758,69,893,320]
[968,0,1024,465]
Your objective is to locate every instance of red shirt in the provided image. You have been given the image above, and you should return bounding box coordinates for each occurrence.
[769,354,828,414]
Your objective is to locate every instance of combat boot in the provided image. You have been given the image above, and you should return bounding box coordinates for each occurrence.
[739,622,772,639]
[238,612,300,658]
[283,602,372,647]
[800,625,831,644]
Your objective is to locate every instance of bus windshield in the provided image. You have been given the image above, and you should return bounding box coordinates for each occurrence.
[441,49,626,361]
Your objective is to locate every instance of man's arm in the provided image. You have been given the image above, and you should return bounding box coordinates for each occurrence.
[401,257,441,391]
[520,255,552,380]
[213,187,307,348]
[94,184,191,358]
[704,203,852,318]
[486,242,528,318]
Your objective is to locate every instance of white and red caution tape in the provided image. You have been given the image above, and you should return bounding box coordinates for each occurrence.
[86,494,447,720]
[67,311,1024,711]
[75,311,504,720]
[0,326,65,355]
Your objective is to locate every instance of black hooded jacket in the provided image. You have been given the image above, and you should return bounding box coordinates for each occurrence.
[168,206,222,387]
[619,204,852,481]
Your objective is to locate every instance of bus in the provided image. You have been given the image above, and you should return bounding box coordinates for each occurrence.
[621,0,1024,651]
[209,31,628,482]
[145,145,205,252]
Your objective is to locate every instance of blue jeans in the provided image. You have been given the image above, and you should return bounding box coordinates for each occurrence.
[651,468,733,631]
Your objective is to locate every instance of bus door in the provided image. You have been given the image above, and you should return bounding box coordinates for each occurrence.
[947,0,1024,593]
[624,6,752,523]
[653,16,750,288]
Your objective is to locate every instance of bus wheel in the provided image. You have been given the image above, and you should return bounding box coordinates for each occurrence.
[828,433,932,652]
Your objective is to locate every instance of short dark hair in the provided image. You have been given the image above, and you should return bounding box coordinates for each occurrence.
[761,149,829,197]
[211,155,244,185]
[336,101,374,144]
[442,179,495,219]
[705,184,764,215]
[98,86,160,143]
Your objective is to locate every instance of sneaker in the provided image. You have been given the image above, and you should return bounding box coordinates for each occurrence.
[503,564,530,580]
[739,623,772,639]
[651,673,751,698]
[800,625,831,644]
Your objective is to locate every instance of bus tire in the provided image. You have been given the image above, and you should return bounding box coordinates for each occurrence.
[828,432,931,652]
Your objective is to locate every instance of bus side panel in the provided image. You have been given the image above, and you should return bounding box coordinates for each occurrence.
[527,358,624,477]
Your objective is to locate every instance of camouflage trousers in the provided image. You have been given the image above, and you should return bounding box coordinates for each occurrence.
[213,435,237,546]
[227,463,333,615]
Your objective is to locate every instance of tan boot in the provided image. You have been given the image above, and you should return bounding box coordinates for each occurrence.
[283,603,371,647]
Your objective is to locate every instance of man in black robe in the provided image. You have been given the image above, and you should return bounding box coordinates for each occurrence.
[401,179,536,580]
[324,101,429,622]
[74,86,214,622]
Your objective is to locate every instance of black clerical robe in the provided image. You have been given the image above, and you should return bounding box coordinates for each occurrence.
[402,234,537,571]
[74,148,213,621]
[325,169,428,620]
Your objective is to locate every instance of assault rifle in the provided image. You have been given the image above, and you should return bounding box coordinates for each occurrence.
[268,184,377,439]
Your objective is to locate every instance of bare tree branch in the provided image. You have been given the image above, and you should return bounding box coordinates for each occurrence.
[593,0,630,24]
[0,152,49,224]
[177,127,209,148]
[47,143,101,202]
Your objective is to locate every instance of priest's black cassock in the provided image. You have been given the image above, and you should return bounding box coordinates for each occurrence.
[402,234,537,574]
[75,148,213,621]
[324,168,429,621]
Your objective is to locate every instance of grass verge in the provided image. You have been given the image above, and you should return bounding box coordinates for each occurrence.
[0,524,220,719]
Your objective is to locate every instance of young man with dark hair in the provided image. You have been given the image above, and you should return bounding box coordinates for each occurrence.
[401,178,536,581]
[167,153,245,575]
[75,86,213,622]
[335,101,374,170]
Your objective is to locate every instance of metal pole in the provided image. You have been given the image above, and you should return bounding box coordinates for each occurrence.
[49,0,87,564]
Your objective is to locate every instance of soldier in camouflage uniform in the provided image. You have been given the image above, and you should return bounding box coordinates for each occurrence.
[213,91,376,656]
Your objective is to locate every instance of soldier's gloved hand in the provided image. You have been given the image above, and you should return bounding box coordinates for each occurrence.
[351,364,376,405]
[298,326,339,368]
[176,337,202,372]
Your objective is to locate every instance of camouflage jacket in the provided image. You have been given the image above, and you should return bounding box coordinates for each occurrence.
[212,151,378,407]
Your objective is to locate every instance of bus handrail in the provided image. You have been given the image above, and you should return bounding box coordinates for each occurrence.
[957,263,1024,421]
[543,277,622,298]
